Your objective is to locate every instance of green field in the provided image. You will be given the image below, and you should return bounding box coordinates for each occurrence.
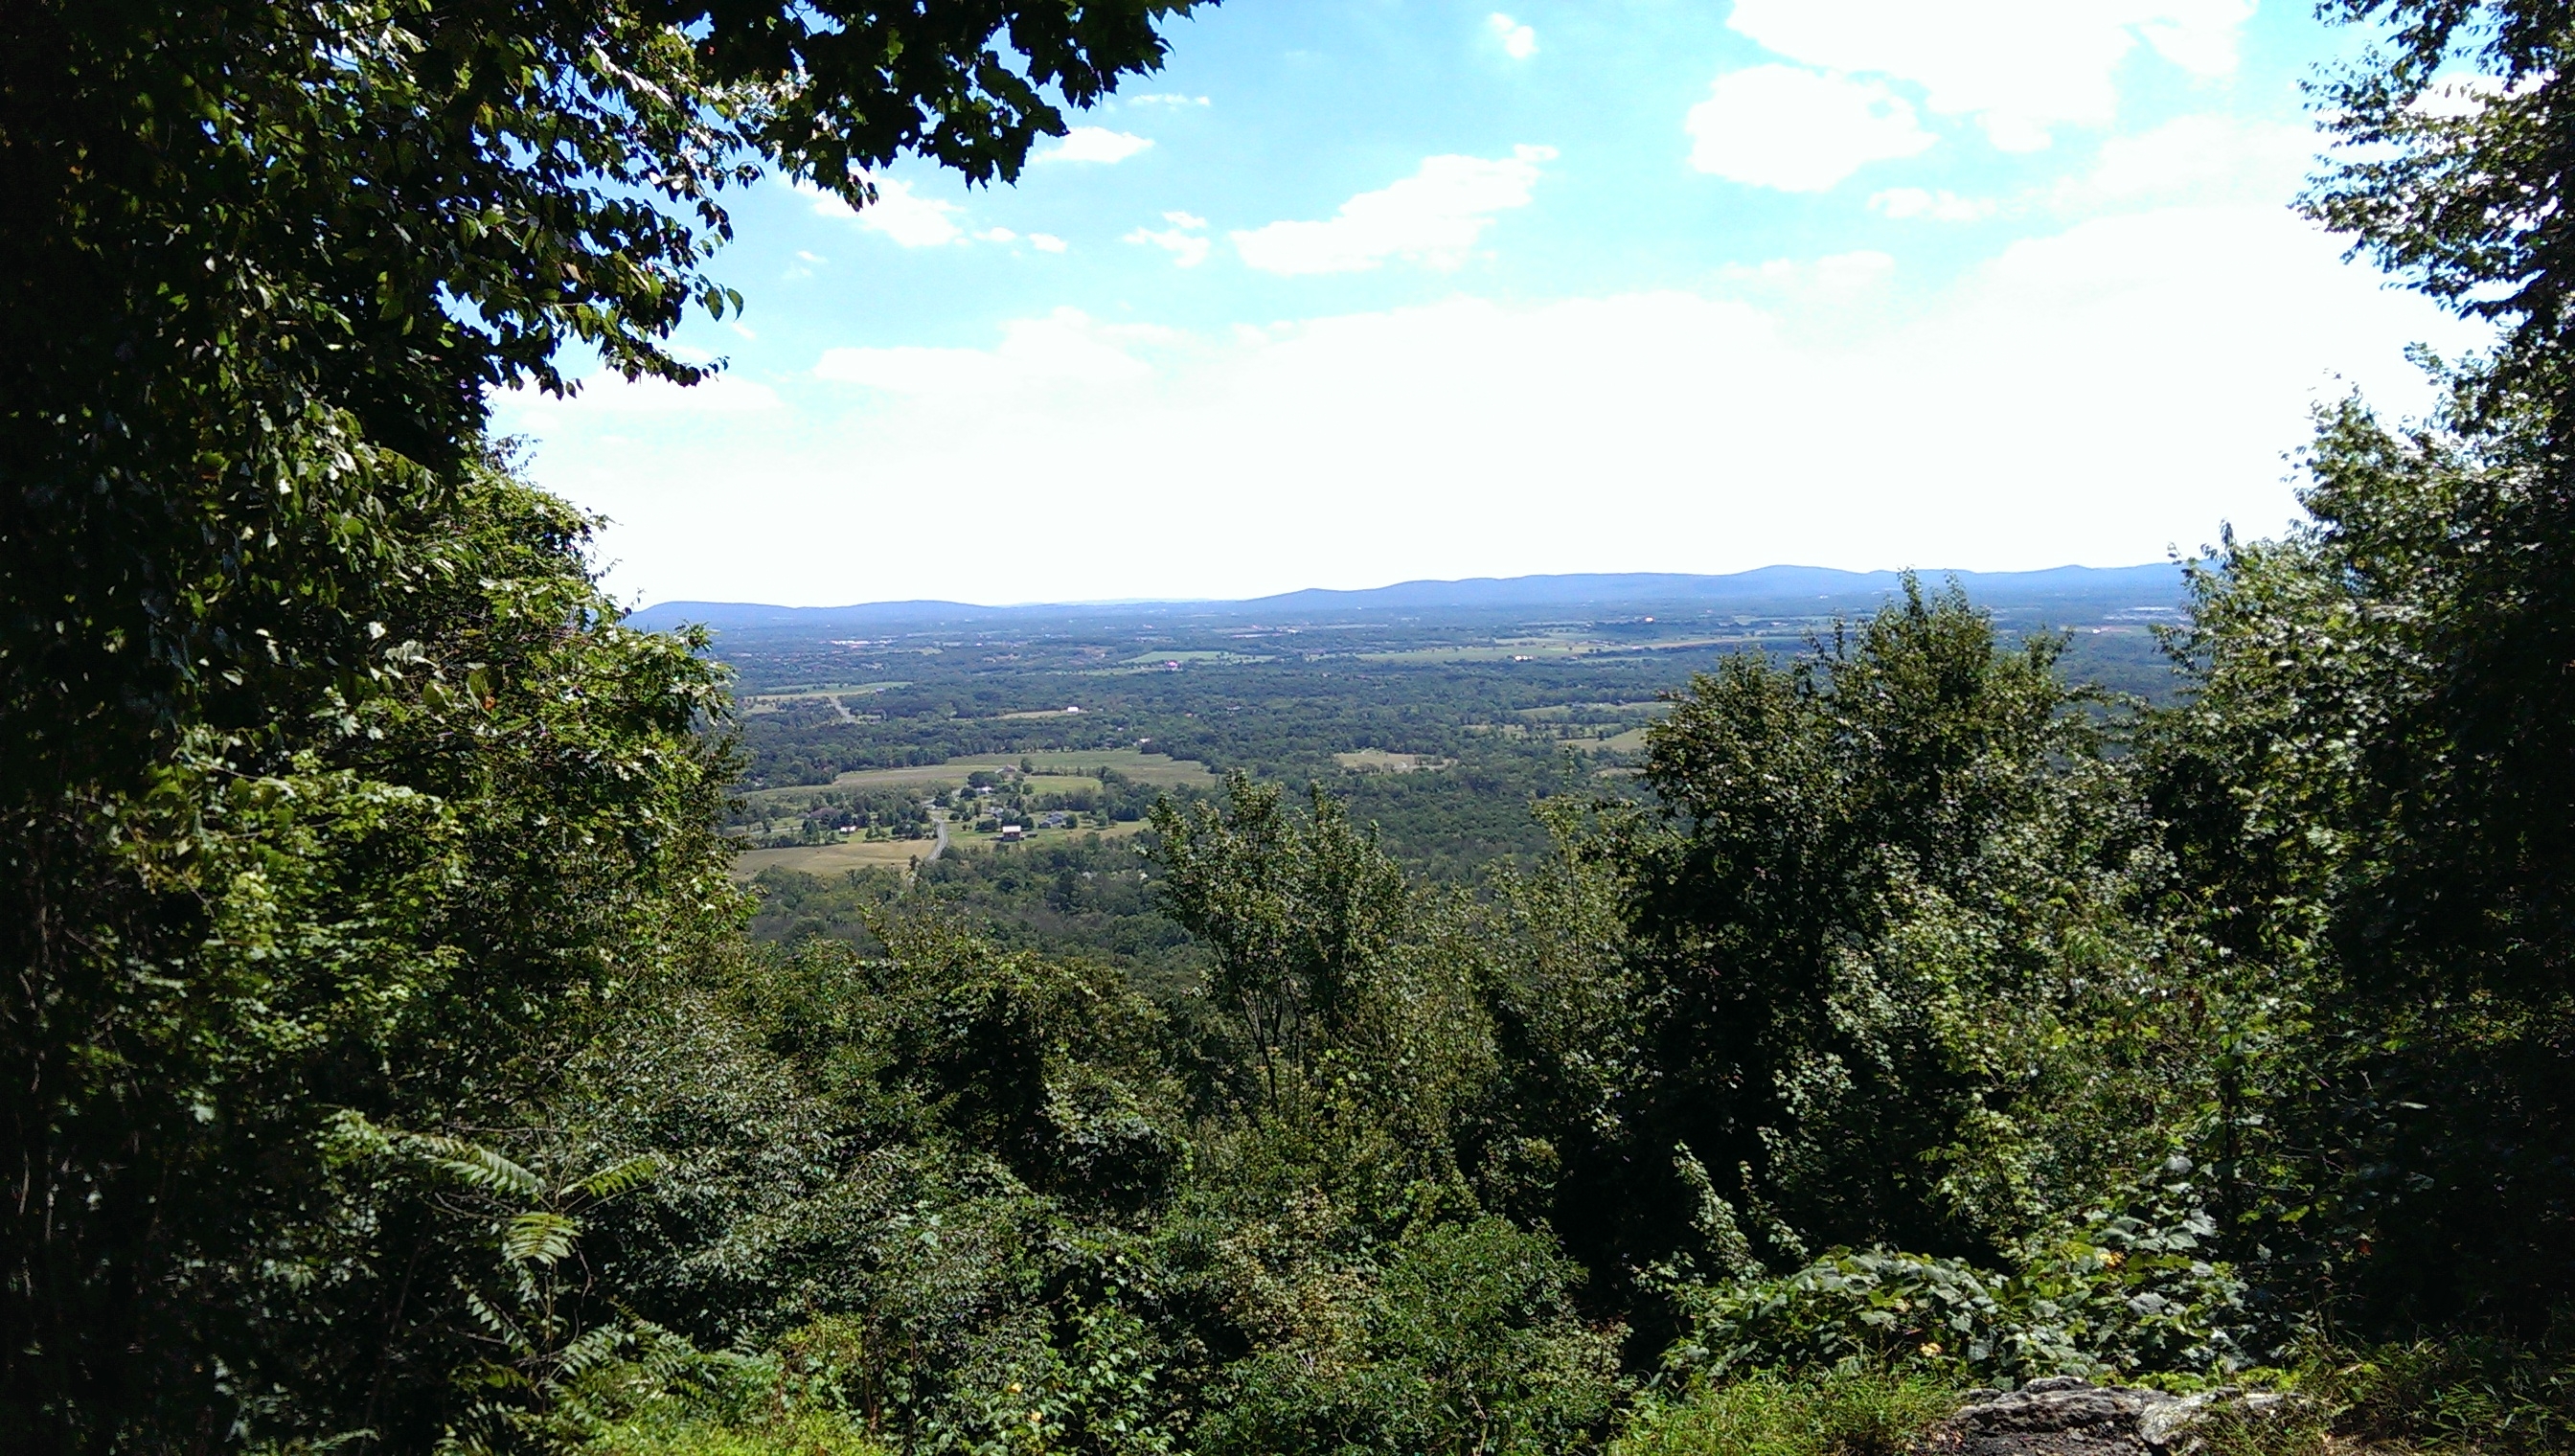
[737,682,909,714]
[738,749,1214,812]
[732,835,935,878]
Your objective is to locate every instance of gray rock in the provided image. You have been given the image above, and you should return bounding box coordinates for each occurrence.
[1912,1377,2295,1456]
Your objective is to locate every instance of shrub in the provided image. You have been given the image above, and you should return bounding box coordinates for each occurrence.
[1667,1172,2254,1386]
[1195,1217,1625,1456]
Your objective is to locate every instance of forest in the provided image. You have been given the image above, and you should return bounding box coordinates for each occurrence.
[6,2,2575,1454]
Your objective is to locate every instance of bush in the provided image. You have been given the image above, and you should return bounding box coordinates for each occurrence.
[1668,1172,2254,1386]
[1195,1217,1625,1456]
[1612,1372,1957,1456]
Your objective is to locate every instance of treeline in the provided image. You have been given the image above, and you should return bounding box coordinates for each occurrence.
[9,1,2575,1452]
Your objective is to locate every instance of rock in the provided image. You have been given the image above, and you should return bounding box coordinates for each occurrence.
[1911,1376,2295,1456]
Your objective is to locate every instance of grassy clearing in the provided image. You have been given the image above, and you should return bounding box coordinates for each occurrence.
[1472,721,1648,757]
[736,751,1213,815]
[1591,726,1652,754]
[1333,749,1454,773]
[1613,1373,1958,1456]
[736,683,908,713]
[731,837,933,879]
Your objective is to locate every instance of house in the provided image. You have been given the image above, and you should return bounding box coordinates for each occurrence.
[998,824,1025,842]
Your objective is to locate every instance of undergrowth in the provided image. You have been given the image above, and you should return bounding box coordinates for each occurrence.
[1610,1372,1958,1456]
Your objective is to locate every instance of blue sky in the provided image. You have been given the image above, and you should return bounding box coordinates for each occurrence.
[495,0,2480,608]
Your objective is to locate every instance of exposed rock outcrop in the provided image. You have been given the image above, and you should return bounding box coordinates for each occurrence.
[1912,1376,2294,1456]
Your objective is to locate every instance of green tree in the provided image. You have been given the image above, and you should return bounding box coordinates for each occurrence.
[1,3,1202,1444]
[2134,0,2575,1331]
[1558,583,2202,1333]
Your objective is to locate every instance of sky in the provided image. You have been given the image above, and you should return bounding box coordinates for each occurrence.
[491,0,2485,609]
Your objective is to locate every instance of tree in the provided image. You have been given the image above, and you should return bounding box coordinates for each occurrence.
[1556,584,2200,1332]
[0,2,1202,1445]
[2134,0,2575,1330]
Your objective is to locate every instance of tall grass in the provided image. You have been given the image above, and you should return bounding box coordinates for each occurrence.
[1611,1373,1958,1456]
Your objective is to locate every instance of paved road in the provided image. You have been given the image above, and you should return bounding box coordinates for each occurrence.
[923,809,951,864]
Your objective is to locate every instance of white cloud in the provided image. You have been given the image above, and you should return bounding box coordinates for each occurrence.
[1718,249,1899,300]
[530,203,2478,608]
[978,226,1019,243]
[1126,211,1212,266]
[797,174,965,247]
[1722,0,2256,150]
[1870,187,1994,220]
[1037,126,1154,164]
[2067,114,2316,207]
[1232,146,1556,274]
[1030,233,1069,253]
[1127,92,1212,106]
[813,308,1177,400]
[1687,66,1934,192]
[1488,12,1538,59]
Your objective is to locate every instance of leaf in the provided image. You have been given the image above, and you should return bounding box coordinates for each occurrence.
[564,1151,665,1205]
[406,1134,544,1199]
[502,1211,580,1266]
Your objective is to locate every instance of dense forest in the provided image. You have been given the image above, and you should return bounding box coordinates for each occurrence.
[7,2,2575,1454]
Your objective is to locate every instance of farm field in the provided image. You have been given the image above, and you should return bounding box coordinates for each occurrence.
[732,835,936,878]
[1333,750,1452,773]
[737,751,1212,809]
[736,682,909,713]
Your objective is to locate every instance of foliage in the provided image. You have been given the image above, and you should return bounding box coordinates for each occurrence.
[2,0,1203,1445]
[1194,1218,1624,1456]
[1495,583,2210,1349]
[1666,1162,2254,1387]
[2298,1336,2575,1454]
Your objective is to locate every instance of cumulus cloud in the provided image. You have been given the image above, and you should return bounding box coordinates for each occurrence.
[1717,249,1900,300]
[1488,12,1538,59]
[797,174,965,247]
[1687,67,1934,192]
[1231,146,1556,274]
[1030,233,1069,254]
[1870,187,1994,221]
[1036,126,1155,164]
[1126,212,1212,266]
[1127,93,1212,107]
[1724,0,2256,149]
[2067,114,2316,206]
[515,202,2477,608]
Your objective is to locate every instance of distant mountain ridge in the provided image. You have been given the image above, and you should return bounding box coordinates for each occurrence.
[627,563,2185,634]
